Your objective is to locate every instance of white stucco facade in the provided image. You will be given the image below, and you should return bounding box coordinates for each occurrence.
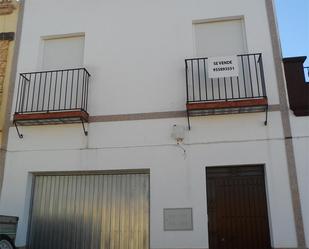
[0,0,306,248]
[1,115,299,248]
[290,114,309,247]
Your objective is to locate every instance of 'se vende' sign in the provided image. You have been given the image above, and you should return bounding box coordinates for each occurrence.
[208,56,239,78]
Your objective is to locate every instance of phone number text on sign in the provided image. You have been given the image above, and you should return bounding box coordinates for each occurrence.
[208,56,239,78]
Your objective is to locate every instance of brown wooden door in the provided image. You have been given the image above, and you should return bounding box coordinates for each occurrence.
[206,166,271,249]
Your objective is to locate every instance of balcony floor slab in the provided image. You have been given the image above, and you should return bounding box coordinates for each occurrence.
[13,110,89,126]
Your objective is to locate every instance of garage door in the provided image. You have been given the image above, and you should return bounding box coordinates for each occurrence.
[28,173,149,249]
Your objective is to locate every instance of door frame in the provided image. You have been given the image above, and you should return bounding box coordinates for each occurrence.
[205,164,272,249]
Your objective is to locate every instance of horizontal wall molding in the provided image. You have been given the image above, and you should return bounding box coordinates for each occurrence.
[89,110,187,122]
[10,104,282,127]
[269,104,280,111]
[90,105,280,123]
[31,168,150,176]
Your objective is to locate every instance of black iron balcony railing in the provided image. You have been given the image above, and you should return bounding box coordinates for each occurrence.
[13,68,90,138]
[185,53,267,103]
[15,68,90,114]
[185,53,268,128]
[304,66,309,82]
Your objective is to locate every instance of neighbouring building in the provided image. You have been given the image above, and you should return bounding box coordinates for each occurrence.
[0,0,308,248]
[0,0,19,192]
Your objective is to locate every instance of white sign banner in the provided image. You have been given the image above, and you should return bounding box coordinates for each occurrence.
[208,56,239,78]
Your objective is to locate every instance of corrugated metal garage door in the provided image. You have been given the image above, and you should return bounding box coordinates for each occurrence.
[28,173,149,249]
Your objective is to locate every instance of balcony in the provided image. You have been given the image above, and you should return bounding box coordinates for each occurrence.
[283,56,309,116]
[185,53,268,128]
[13,68,90,138]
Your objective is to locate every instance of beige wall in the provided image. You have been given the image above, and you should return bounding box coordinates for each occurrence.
[0,0,19,146]
[0,0,20,196]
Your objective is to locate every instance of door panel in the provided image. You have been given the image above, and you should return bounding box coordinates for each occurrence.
[206,166,271,249]
[28,173,149,249]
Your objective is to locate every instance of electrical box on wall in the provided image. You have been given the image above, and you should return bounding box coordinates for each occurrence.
[163,208,193,231]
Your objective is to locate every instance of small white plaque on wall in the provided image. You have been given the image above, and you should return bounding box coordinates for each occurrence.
[208,55,239,78]
[163,208,193,231]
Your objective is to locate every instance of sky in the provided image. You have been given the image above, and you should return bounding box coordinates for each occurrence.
[275,0,309,66]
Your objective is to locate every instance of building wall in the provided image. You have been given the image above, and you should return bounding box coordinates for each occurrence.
[290,114,309,246]
[14,0,280,113]
[1,116,297,248]
[0,0,303,248]
[0,0,19,144]
[0,0,20,204]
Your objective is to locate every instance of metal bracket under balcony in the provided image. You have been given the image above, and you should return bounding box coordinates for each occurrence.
[13,68,90,138]
[185,53,268,129]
